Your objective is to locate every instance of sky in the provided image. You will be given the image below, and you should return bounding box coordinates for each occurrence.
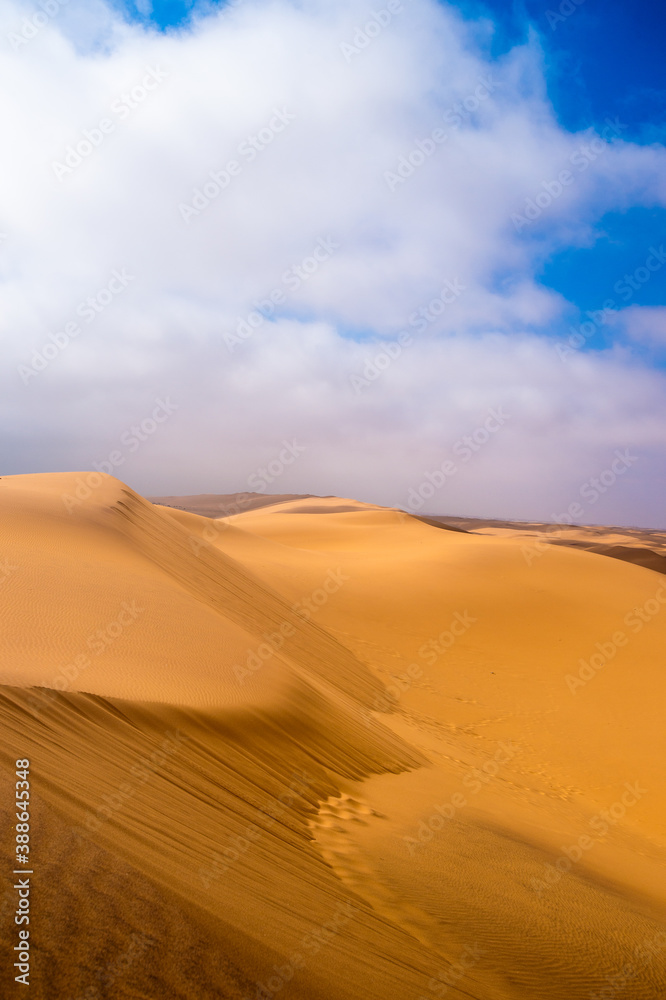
[1,0,665,526]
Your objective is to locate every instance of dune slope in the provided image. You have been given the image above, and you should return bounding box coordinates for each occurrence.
[0,474,664,999]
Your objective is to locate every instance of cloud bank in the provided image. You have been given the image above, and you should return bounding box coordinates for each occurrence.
[1,0,665,525]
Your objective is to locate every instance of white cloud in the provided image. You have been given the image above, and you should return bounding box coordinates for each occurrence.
[1,0,665,526]
[613,305,666,346]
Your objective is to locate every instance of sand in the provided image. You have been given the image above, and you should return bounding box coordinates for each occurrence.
[0,473,664,999]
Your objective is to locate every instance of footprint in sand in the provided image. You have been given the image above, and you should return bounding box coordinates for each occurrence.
[309,793,445,953]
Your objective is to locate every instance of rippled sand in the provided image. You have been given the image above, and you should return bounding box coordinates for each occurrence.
[0,473,664,998]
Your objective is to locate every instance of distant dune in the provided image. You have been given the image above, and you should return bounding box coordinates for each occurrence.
[148,490,321,518]
[1,474,665,999]
[154,492,666,575]
[419,513,666,576]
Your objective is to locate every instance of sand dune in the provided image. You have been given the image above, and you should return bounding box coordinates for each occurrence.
[419,514,666,575]
[148,491,320,518]
[1,474,665,998]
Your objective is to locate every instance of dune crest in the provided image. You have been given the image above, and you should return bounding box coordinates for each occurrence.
[1,474,665,999]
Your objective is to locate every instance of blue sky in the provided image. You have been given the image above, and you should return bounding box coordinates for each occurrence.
[456,0,666,133]
[114,0,666,346]
[2,0,665,524]
[122,0,666,145]
[461,0,666,361]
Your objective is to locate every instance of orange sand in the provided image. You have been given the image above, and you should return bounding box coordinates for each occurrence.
[0,473,664,998]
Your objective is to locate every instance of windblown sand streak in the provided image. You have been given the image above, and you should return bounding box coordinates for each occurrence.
[0,473,664,999]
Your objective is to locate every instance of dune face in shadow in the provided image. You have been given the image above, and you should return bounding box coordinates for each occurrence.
[1,474,665,999]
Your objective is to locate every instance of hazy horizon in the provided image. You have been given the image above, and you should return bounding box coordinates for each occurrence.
[3,0,665,527]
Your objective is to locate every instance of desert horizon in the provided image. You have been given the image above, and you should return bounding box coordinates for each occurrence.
[3,0,665,995]
[1,470,665,998]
